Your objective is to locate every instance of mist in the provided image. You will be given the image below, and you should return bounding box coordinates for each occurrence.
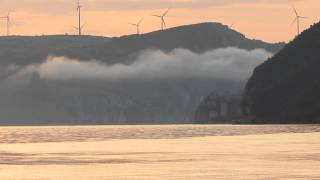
[5,47,272,83]
[0,47,272,124]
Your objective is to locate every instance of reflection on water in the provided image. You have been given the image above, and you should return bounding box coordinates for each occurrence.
[1,124,320,143]
[1,125,320,180]
[0,151,192,165]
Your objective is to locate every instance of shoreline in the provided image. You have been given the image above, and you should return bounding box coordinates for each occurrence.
[1,122,320,127]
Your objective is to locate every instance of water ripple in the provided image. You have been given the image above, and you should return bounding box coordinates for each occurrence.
[1,125,320,144]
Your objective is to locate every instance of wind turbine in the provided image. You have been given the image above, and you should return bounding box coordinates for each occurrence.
[130,18,143,35]
[292,6,306,36]
[151,8,170,30]
[74,0,85,36]
[0,11,11,36]
[230,23,234,29]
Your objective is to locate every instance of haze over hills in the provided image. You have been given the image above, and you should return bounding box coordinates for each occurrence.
[0,22,284,125]
[243,22,320,123]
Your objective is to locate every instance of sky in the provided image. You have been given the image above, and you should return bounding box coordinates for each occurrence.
[0,0,318,42]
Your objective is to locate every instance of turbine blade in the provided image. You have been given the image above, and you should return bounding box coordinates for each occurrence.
[163,8,170,16]
[166,15,179,18]
[291,18,298,25]
[138,18,144,25]
[151,14,161,18]
[163,19,167,28]
[292,5,298,16]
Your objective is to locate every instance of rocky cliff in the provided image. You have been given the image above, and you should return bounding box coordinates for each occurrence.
[195,91,242,123]
[243,22,320,123]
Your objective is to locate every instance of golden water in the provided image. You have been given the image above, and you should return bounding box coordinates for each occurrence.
[1,125,320,179]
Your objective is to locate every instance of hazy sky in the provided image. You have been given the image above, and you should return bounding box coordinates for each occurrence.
[0,0,319,42]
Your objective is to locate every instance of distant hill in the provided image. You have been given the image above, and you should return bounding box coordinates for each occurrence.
[243,22,320,123]
[113,22,283,56]
[0,22,283,66]
[0,35,111,65]
[0,22,284,125]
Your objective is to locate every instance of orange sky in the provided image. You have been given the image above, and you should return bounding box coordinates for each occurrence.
[0,0,319,43]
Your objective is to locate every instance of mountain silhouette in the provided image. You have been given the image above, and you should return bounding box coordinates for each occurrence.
[243,22,320,123]
[0,22,283,66]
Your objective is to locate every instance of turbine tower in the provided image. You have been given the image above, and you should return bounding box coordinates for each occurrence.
[152,8,170,30]
[292,6,306,36]
[0,11,11,36]
[130,18,143,35]
[75,0,85,36]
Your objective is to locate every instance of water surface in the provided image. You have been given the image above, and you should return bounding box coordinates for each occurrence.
[1,125,320,180]
[1,124,320,143]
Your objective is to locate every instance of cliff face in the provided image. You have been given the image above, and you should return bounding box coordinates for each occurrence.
[243,22,320,123]
[0,78,237,125]
[195,91,242,124]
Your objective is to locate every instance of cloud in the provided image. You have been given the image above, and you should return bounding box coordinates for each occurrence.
[5,47,272,83]
[86,0,300,11]
[0,0,300,13]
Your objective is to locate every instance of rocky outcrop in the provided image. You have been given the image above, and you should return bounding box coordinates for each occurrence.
[195,92,242,123]
[243,22,320,123]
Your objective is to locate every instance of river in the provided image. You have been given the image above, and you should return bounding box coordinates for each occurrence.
[1,125,320,179]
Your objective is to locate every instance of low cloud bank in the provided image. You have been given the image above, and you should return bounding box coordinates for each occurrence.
[22,47,272,82]
[0,47,273,123]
